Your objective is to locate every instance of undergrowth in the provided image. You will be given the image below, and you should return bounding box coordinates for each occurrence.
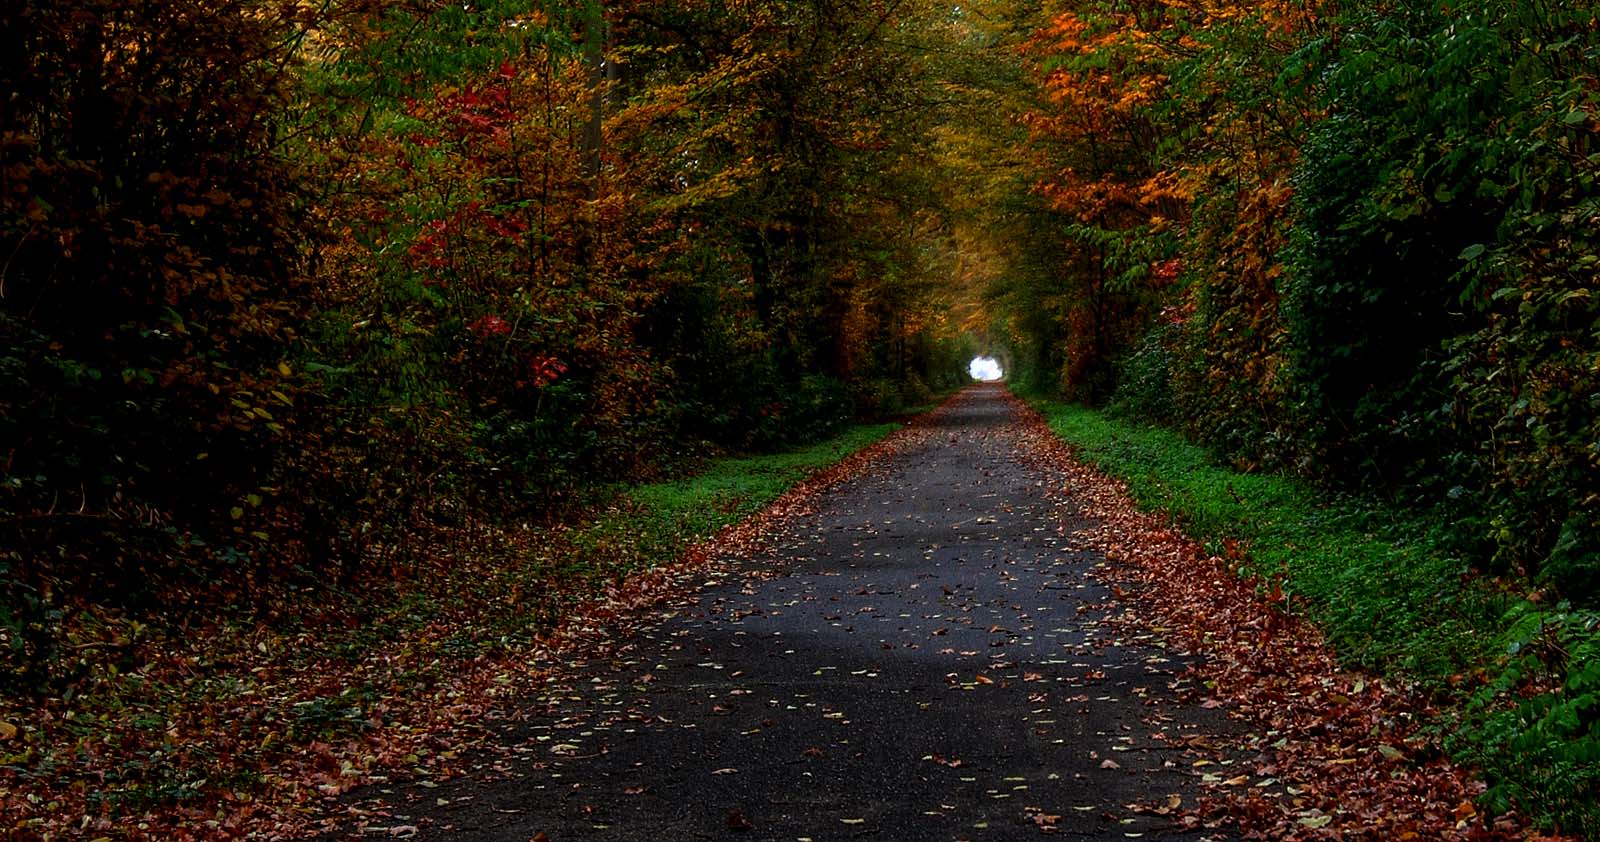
[1031,400,1600,838]
[0,421,899,833]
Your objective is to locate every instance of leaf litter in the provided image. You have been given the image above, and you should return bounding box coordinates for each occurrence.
[12,387,1563,840]
[1006,389,1568,842]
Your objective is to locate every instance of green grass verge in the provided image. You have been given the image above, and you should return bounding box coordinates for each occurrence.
[1030,400,1600,838]
[578,422,899,571]
[1031,401,1505,677]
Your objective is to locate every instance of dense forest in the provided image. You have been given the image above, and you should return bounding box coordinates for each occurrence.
[3,0,989,602]
[2,0,1598,836]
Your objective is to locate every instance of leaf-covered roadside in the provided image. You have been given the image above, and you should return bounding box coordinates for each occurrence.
[1010,392,1571,841]
[0,422,902,840]
[1032,399,1600,836]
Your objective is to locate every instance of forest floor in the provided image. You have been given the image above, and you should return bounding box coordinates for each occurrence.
[319,385,1550,841]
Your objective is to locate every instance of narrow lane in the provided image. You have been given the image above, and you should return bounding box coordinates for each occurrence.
[338,385,1236,840]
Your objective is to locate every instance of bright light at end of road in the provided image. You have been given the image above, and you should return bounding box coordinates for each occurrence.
[968,356,1003,381]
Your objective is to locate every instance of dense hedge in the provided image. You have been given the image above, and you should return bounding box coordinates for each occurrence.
[1010,0,1599,604]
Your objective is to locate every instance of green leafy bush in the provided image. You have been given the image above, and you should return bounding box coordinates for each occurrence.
[1463,604,1600,837]
[1283,0,1600,599]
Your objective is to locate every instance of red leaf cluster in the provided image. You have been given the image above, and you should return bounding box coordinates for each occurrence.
[469,313,513,337]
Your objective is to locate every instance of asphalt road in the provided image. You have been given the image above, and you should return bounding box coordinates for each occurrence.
[334,385,1238,841]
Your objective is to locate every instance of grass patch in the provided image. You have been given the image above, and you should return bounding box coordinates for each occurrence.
[1031,400,1600,838]
[580,423,899,571]
[1031,401,1504,676]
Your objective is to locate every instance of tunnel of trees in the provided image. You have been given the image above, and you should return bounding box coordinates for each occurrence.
[2,0,1598,833]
